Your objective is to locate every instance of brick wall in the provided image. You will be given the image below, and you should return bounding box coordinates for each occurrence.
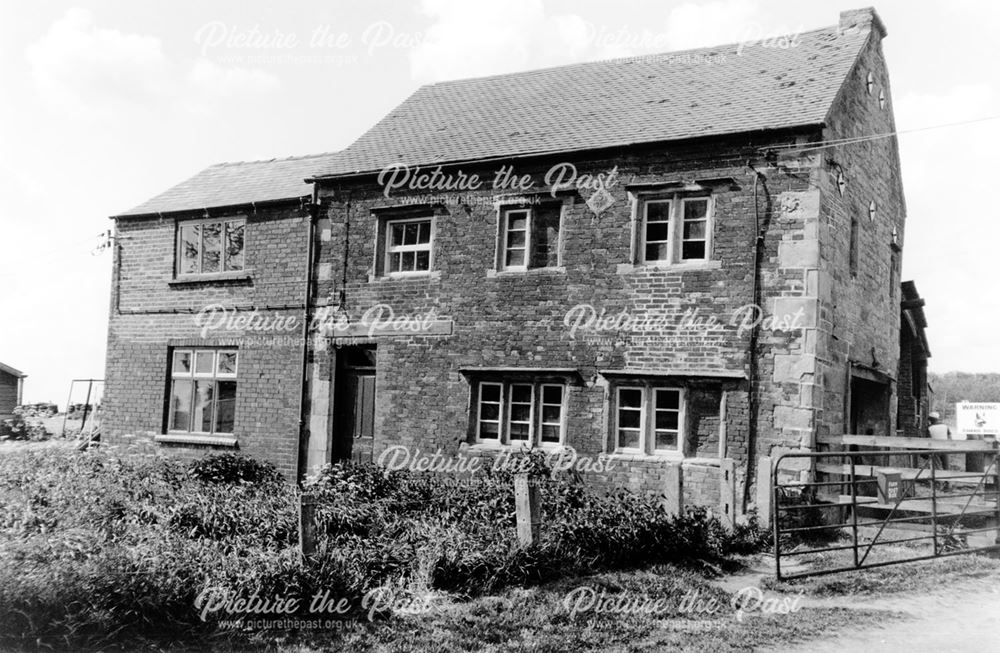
[306,134,822,507]
[103,203,310,478]
[814,26,906,440]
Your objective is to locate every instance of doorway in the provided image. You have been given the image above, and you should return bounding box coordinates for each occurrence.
[332,345,377,463]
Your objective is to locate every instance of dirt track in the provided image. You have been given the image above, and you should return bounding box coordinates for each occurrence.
[770,574,1000,653]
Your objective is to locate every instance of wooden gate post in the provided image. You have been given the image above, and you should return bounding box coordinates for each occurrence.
[664,463,683,516]
[299,493,318,560]
[514,473,541,546]
[756,456,773,527]
[720,458,737,530]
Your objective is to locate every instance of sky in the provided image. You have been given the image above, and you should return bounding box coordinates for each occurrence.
[0,0,998,405]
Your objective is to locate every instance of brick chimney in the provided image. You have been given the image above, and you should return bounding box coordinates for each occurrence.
[839,7,887,39]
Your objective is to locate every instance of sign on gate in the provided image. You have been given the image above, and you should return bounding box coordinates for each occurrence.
[956,402,1000,438]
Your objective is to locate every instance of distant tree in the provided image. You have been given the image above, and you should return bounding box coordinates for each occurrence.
[928,372,1000,424]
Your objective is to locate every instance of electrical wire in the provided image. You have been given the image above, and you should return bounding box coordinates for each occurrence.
[763,115,1000,153]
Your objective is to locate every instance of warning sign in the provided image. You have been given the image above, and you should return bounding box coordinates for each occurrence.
[955,402,1000,437]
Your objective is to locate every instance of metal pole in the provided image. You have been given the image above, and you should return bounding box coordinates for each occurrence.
[931,452,938,555]
[850,453,859,568]
[772,460,782,580]
[79,381,93,435]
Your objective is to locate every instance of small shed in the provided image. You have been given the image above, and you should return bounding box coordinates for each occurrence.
[0,362,26,419]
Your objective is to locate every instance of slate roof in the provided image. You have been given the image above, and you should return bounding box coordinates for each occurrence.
[118,10,880,215]
[116,152,340,217]
[313,21,874,178]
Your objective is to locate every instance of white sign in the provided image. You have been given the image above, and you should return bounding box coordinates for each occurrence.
[955,402,1000,437]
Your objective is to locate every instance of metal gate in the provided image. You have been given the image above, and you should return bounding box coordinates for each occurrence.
[772,445,1000,580]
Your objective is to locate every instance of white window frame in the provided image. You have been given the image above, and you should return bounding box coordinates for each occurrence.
[613,384,686,456]
[615,386,646,453]
[637,194,713,265]
[474,380,567,447]
[168,348,239,436]
[506,383,534,444]
[176,216,246,277]
[538,383,566,449]
[384,216,434,276]
[475,381,503,442]
[500,208,532,270]
[652,388,684,454]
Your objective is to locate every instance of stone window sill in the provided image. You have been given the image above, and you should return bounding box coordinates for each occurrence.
[155,433,238,447]
[616,260,722,274]
[486,266,566,278]
[368,270,442,283]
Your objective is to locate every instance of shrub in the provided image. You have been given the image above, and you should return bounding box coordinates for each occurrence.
[0,413,50,441]
[189,452,284,486]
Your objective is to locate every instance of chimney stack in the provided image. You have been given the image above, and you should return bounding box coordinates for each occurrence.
[839,7,887,39]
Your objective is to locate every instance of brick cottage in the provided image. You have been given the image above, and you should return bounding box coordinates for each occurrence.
[104,8,922,510]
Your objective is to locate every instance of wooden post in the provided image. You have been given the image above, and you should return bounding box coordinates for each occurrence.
[720,458,737,530]
[664,463,683,516]
[299,493,318,560]
[756,456,773,527]
[514,473,541,546]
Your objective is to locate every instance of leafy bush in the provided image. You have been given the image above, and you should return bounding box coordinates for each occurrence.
[189,452,284,485]
[0,449,768,649]
[0,413,50,441]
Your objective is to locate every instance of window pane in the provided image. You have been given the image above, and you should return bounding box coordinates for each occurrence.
[172,351,192,375]
[389,252,401,273]
[618,429,641,449]
[655,430,678,449]
[618,409,641,429]
[541,425,561,443]
[656,411,679,430]
[542,405,561,422]
[511,385,532,403]
[169,379,192,431]
[401,251,415,271]
[202,223,222,273]
[619,388,642,409]
[416,251,430,271]
[192,380,214,432]
[684,200,708,220]
[417,221,431,244]
[391,224,405,246]
[531,206,561,268]
[681,241,706,260]
[645,202,670,222]
[225,221,245,271]
[404,222,419,245]
[507,213,527,231]
[481,403,500,420]
[683,220,706,240]
[542,386,562,404]
[510,403,531,422]
[481,384,501,402]
[645,222,670,242]
[509,423,530,441]
[506,230,526,248]
[217,351,238,376]
[179,225,200,275]
[215,381,237,434]
[195,351,215,375]
[506,249,525,267]
[479,422,499,439]
[645,243,669,261]
[656,390,680,410]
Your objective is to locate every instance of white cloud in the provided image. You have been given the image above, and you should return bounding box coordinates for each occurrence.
[26,8,170,116]
[26,8,279,118]
[189,59,280,96]
[408,0,772,82]
[894,84,1000,372]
